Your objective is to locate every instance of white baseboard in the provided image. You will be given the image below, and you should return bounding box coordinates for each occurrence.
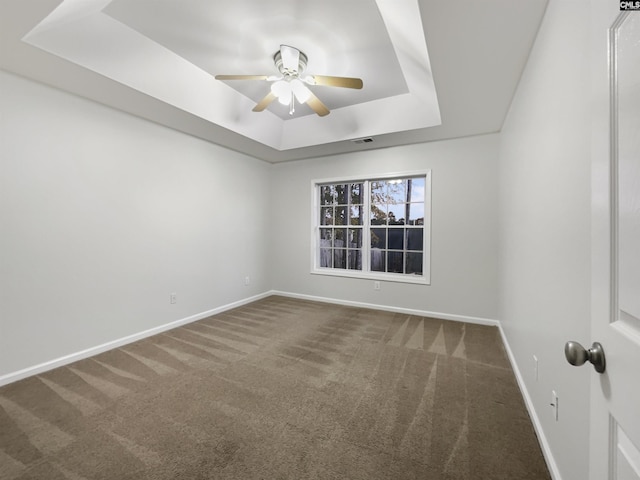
[0,291,272,387]
[497,324,561,480]
[270,290,500,326]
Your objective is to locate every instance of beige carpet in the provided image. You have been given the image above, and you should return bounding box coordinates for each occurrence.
[0,296,550,479]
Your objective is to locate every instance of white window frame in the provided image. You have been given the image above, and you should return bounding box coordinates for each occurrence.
[310,170,431,285]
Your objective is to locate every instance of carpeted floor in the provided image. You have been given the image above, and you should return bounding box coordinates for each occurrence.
[0,296,550,479]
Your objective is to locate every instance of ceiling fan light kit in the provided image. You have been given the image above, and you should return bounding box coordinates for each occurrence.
[215,45,363,117]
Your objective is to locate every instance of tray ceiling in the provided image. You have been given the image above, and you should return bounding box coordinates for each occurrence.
[0,0,548,162]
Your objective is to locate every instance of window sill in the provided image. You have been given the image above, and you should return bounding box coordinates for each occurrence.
[311,268,430,285]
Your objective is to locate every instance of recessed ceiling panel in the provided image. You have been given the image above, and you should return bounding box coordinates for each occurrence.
[21,0,440,151]
[0,0,549,162]
[104,0,408,120]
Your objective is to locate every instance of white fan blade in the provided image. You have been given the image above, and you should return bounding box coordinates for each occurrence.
[280,45,300,72]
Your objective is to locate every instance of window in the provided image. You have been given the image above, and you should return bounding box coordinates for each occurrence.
[313,171,431,284]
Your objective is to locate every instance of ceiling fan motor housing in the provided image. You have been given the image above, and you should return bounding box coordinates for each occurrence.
[274,47,307,77]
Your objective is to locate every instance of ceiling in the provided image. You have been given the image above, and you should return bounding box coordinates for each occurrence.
[0,0,548,163]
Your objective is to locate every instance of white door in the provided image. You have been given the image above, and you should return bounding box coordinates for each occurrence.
[590,1,640,479]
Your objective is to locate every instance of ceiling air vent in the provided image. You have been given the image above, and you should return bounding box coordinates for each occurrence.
[351,137,374,144]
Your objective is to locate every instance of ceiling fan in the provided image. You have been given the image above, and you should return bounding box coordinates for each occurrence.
[215,45,363,117]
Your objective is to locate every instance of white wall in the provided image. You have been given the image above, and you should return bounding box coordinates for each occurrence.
[497,1,591,479]
[0,71,499,382]
[270,134,499,322]
[0,71,271,380]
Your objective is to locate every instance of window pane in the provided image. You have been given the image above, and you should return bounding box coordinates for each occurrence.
[320,249,332,267]
[371,249,385,272]
[371,228,386,248]
[335,228,347,248]
[336,184,347,204]
[347,249,362,270]
[388,204,405,225]
[388,228,405,250]
[407,229,423,251]
[409,177,425,202]
[408,202,425,225]
[334,249,346,269]
[320,185,336,205]
[350,205,363,225]
[371,204,387,225]
[350,183,362,204]
[406,252,423,274]
[335,206,347,225]
[320,230,332,251]
[387,180,405,204]
[321,207,334,225]
[371,180,386,202]
[320,228,332,239]
[349,228,363,248]
[388,251,404,273]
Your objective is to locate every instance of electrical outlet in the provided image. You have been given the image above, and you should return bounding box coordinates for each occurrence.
[533,355,538,382]
[374,281,381,291]
[244,276,250,286]
[170,293,177,304]
[550,390,558,421]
